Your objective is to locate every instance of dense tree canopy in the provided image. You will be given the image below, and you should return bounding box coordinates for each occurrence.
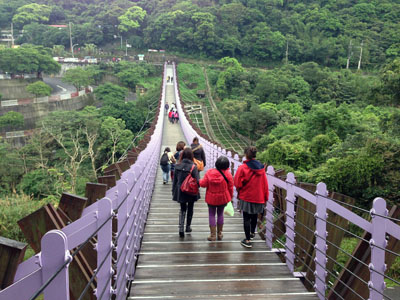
[0,45,60,75]
[26,81,52,98]
[207,58,400,207]
[1,0,400,67]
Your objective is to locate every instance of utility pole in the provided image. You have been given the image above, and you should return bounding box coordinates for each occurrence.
[346,40,352,69]
[69,22,73,57]
[358,40,363,70]
[285,40,289,64]
[10,22,14,48]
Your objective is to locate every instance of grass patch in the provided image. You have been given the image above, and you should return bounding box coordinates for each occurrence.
[177,63,206,90]
[0,194,58,242]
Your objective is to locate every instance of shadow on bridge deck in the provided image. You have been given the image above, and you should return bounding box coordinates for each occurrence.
[129,66,318,300]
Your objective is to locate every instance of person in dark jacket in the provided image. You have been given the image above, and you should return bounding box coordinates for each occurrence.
[234,146,269,248]
[160,147,175,184]
[200,156,233,241]
[172,147,200,238]
[191,137,206,172]
[171,141,185,180]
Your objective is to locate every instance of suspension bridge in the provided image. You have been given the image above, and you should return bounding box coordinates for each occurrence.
[0,63,399,300]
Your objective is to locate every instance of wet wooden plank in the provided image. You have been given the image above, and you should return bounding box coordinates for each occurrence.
[134,264,293,280]
[131,279,315,298]
[143,224,242,233]
[140,241,269,252]
[129,294,318,300]
[142,232,247,242]
[146,219,242,225]
[138,251,285,265]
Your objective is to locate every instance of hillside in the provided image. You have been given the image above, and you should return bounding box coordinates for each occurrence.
[1,0,399,67]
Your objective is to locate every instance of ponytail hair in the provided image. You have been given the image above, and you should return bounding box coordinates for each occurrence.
[244,146,257,160]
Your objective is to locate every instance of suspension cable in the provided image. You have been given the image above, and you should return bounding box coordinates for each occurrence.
[77,243,115,300]
[282,179,371,215]
[272,224,367,300]
[370,212,400,223]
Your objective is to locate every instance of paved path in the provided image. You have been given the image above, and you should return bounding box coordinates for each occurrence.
[128,65,318,299]
[43,77,76,95]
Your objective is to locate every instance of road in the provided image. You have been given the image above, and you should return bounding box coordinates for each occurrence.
[43,77,76,95]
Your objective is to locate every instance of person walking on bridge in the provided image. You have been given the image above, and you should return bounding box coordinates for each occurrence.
[191,137,206,172]
[173,111,179,123]
[171,141,185,181]
[234,146,269,248]
[160,147,175,185]
[172,147,200,238]
[165,103,169,115]
[200,156,233,241]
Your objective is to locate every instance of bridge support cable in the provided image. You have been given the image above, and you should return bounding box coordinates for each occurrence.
[0,63,169,300]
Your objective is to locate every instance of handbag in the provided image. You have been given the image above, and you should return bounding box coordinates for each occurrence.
[180,164,199,195]
[192,145,205,171]
[193,158,204,171]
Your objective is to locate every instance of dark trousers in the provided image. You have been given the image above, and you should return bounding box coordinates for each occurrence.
[180,202,194,227]
[243,211,258,241]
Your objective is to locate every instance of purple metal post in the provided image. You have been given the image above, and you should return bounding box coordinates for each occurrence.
[369,197,387,300]
[41,230,70,300]
[285,173,296,273]
[314,182,328,299]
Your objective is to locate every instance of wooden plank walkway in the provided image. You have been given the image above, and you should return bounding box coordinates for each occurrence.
[128,66,318,300]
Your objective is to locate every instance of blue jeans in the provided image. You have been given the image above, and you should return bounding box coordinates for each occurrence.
[161,164,170,183]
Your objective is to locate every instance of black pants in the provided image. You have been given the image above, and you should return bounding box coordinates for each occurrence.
[243,211,258,241]
[180,202,194,226]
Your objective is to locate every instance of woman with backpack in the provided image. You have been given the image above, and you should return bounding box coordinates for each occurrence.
[191,137,206,173]
[160,147,175,185]
[200,156,233,241]
[234,146,269,248]
[171,141,185,181]
[172,147,200,238]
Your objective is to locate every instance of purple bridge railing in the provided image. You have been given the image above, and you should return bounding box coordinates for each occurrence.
[0,63,168,300]
[0,62,399,300]
[172,62,400,300]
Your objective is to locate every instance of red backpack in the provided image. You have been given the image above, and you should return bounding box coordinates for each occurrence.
[180,164,199,195]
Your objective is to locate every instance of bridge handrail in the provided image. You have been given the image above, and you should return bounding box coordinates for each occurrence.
[0,63,168,300]
[172,62,400,300]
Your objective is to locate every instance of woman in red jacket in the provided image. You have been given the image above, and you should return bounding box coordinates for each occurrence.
[234,146,269,248]
[200,156,233,241]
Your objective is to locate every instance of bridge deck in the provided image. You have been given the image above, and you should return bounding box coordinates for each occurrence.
[128,66,318,299]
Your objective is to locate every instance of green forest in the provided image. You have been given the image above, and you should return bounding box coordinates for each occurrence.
[0,0,399,288]
[0,0,399,67]
[0,61,160,241]
[204,57,400,208]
